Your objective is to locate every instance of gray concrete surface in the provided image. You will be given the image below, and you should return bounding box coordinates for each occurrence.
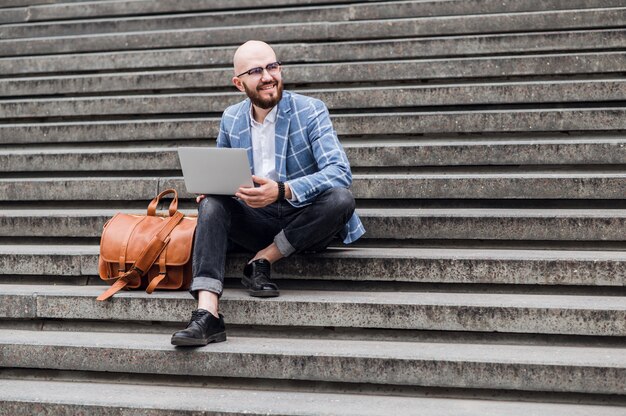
[330,109,626,135]
[1,285,624,335]
[0,329,624,394]
[3,137,626,171]
[2,108,625,144]
[3,173,626,201]
[2,379,625,416]
[4,80,624,118]
[0,6,352,40]
[0,177,159,201]
[2,52,623,97]
[2,29,622,75]
[2,0,621,25]
[4,1,624,39]
[347,172,626,199]
[1,8,622,57]
[0,0,383,24]
[0,245,623,286]
[3,208,626,241]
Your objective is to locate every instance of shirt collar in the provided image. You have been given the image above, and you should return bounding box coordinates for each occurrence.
[250,104,278,128]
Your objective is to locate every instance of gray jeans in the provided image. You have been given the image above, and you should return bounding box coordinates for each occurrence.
[190,187,356,297]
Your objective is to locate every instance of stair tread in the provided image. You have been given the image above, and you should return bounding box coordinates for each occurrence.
[0,52,623,97]
[0,378,624,416]
[3,108,624,144]
[1,328,625,366]
[1,8,622,57]
[2,29,622,76]
[3,78,624,100]
[1,243,625,260]
[4,207,626,217]
[2,284,626,310]
[4,171,626,179]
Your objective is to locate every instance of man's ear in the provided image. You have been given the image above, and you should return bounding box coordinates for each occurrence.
[232,76,245,92]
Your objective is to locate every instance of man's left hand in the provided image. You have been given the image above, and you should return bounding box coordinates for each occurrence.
[236,175,279,208]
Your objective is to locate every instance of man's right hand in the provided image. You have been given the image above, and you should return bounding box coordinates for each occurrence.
[196,194,206,204]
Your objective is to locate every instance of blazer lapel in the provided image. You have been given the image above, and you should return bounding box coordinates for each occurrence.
[274,93,292,181]
[236,100,254,173]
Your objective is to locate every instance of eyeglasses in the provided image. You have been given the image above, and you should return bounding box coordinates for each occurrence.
[236,61,282,78]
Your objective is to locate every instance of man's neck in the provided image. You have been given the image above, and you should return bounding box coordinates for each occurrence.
[252,104,273,124]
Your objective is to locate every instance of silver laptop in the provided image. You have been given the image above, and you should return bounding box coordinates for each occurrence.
[178,147,254,195]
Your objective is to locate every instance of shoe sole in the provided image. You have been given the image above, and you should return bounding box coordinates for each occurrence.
[248,289,280,297]
[241,277,280,298]
[171,331,227,347]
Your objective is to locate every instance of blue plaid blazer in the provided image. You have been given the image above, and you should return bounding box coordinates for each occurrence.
[216,90,365,244]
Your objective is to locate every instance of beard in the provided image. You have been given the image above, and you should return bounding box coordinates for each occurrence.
[243,79,283,109]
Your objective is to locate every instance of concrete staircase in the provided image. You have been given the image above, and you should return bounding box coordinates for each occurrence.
[1,0,625,414]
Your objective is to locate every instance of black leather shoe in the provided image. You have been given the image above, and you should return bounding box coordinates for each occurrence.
[242,259,280,297]
[171,309,226,346]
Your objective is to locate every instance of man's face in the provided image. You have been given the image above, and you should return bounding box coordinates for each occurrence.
[232,42,283,110]
[238,63,283,109]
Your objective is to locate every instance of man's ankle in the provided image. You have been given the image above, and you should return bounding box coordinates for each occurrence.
[197,307,219,318]
[197,290,219,317]
[252,243,284,264]
[249,256,270,264]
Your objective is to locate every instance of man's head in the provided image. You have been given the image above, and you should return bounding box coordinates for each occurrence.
[232,40,283,110]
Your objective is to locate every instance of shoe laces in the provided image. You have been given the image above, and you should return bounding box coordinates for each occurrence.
[254,260,271,278]
[187,309,209,327]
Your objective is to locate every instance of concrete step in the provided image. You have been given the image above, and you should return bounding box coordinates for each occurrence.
[2,52,623,98]
[3,29,622,76]
[4,137,625,170]
[333,108,626,136]
[0,4,355,40]
[3,0,622,25]
[3,173,626,201]
[2,284,625,335]
[1,8,622,57]
[0,244,623,286]
[4,0,625,40]
[0,0,87,9]
[0,0,375,12]
[1,328,624,394]
[346,172,626,200]
[0,0,93,7]
[2,379,625,416]
[0,0,375,24]
[2,108,625,144]
[3,208,626,242]
[4,80,624,118]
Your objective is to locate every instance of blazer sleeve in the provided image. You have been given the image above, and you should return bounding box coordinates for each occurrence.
[286,100,352,206]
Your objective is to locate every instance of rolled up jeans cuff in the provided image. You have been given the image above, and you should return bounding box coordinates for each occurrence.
[274,229,296,257]
[189,276,224,299]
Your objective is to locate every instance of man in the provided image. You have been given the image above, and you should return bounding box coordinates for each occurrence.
[171,40,365,346]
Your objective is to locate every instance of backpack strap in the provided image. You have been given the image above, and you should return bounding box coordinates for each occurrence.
[145,241,169,294]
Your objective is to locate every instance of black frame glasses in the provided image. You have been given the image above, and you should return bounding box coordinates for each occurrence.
[236,61,282,78]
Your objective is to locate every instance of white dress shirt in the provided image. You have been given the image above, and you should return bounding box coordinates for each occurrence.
[250,105,297,202]
[250,105,278,181]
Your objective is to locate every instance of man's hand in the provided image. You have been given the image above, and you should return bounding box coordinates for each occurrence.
[236,175,279,208]
[196,194,206,204]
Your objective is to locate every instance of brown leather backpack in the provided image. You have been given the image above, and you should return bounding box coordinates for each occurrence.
[97,189,196,301]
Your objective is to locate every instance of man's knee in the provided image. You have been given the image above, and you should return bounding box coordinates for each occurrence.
[323,187,355,218]
[198,195,231,220]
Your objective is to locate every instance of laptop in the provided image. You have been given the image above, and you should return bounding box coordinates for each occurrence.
[178,147,254,195]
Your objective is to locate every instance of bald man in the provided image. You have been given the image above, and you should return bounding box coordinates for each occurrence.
[171,41,365,346]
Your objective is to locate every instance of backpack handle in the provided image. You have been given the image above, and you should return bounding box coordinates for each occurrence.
[147,189,179,217]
